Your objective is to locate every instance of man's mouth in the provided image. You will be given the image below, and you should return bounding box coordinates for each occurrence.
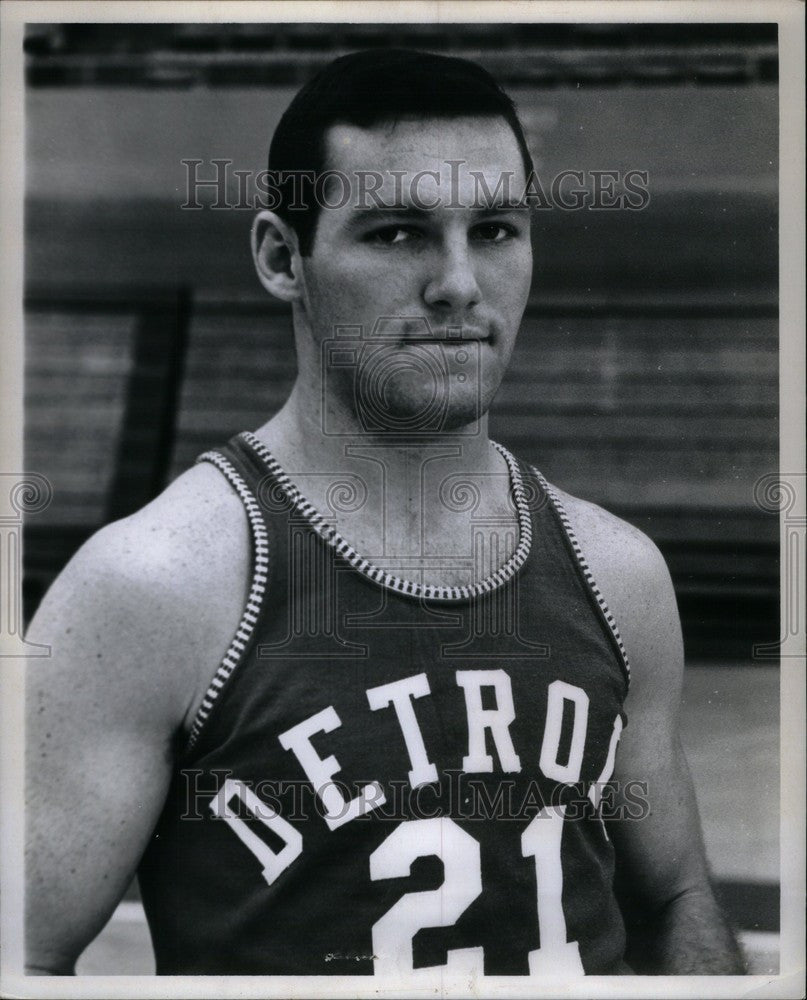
[372,317,491,343]
[399,329,490,343]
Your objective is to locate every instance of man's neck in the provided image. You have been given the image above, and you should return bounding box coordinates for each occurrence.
[253,382,502,497]
[250,384,517,583]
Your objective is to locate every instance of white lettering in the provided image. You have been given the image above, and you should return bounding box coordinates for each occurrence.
[539,680,589,783]
[210,778,302,885]
[367,673,438,788]
[588,714,623,809]
[456,669,521,773]
[278,706,386,830]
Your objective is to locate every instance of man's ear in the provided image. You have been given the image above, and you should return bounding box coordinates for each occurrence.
[251,210,303,301]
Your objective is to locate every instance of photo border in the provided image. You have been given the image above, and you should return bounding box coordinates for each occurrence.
[1,2,804,998]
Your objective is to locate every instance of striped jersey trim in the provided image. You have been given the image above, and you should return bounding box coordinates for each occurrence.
[185,450,271,753]
[241,431,533,603]
[531,467,632,690]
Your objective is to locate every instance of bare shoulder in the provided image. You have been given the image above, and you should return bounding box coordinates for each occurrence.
[26,459,251,735]
[95,459,249,595]
[549,485,683,691]
[551,486,667,585]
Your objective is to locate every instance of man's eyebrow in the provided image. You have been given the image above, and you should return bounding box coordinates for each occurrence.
[342,206,432,230]
[475,203,531,215]
[342,202,530,232]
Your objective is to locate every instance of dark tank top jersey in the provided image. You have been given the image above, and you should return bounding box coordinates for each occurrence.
[138,431,631,977]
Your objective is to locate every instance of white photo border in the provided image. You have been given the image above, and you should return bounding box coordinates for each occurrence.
[1,2,804,998]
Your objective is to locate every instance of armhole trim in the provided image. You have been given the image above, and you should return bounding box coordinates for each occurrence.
[531,467,631,691]
[184,450,270,755]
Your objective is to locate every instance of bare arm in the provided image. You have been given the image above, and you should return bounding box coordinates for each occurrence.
[25,465,248,974]
[561,495,745,975]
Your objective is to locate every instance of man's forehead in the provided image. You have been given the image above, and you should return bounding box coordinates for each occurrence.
[324,117,526,181]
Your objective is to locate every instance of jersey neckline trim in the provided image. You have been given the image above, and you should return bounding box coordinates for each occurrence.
[239,430,533,604]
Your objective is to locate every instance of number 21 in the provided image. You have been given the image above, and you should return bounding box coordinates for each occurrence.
[369,808,585,978]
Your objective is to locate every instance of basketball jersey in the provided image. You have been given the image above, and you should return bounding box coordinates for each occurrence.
[138,431,631,977]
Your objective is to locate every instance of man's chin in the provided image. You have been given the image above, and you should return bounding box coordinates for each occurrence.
[353,383,487,437]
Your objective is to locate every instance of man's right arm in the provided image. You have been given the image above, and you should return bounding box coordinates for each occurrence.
[25,465,250,974]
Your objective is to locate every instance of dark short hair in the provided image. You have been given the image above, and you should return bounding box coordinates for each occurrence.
[268,48,534,255]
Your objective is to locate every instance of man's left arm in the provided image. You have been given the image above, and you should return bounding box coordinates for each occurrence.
[561,494,745,974]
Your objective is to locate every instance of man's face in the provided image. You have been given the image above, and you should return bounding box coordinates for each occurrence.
[297,116,533,435]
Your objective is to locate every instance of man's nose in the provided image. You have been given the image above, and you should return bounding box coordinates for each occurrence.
[422,241,482,312]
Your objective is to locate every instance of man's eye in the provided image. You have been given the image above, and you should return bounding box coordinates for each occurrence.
[472,223,517,243]
[366,226,421,246]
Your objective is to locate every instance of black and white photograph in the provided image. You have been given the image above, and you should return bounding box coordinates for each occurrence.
[0,3,804,997]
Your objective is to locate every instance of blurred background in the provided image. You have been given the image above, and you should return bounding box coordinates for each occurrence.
[23,21,779,974]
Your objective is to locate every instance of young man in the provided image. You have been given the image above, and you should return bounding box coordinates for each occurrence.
[26,49,743,978]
